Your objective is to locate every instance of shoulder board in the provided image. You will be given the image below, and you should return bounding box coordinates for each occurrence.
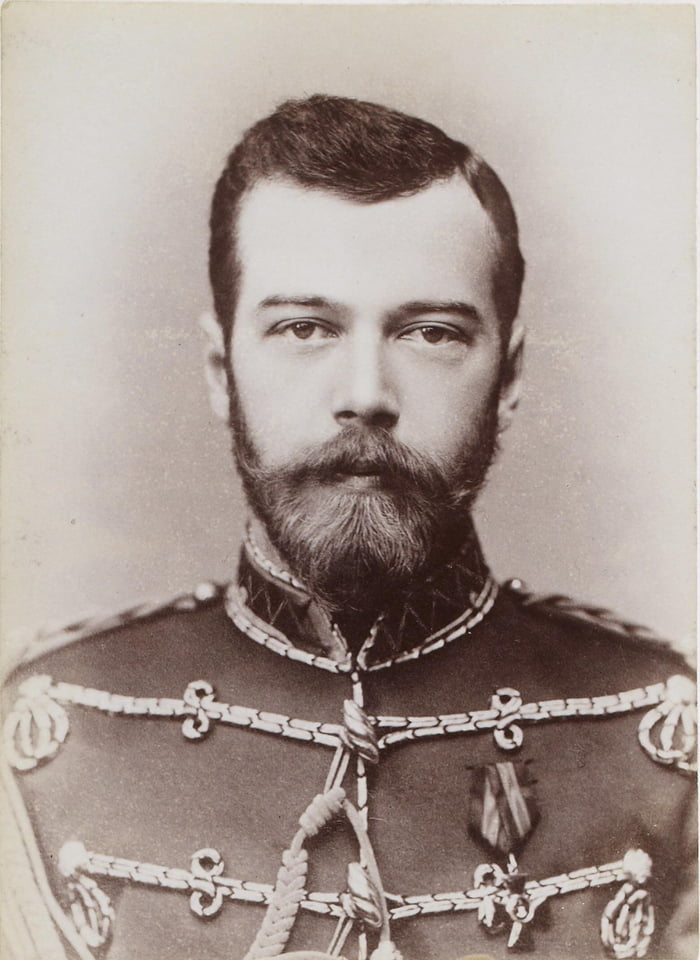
[503,578,689,661]
[2,581,228,681]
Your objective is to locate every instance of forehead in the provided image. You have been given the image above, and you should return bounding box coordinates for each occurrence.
[234,175,499,314]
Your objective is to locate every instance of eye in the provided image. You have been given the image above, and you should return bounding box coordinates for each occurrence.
[289,320,318,340]
[275,319,337,341]
[419,325,455,345]
[400,324,466,346]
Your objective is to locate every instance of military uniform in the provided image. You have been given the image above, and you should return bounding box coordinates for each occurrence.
[2,530,696,960]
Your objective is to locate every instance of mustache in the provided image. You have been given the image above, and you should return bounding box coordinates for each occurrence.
[260,427,451,493]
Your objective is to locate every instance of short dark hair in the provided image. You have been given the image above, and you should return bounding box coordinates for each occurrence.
[209,95,524,345]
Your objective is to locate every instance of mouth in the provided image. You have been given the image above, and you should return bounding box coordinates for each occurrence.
[336,473,383,490]
[332,462,384,490]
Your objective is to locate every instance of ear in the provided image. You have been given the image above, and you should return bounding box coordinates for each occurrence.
[497,323,525,432]
[199,311,229,421]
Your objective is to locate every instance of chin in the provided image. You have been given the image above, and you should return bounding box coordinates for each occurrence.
[263,482,455,610]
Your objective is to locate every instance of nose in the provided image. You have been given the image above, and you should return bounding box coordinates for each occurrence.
[332,332,399,430]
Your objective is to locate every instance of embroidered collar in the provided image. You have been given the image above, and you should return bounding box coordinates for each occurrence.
[225,522,499,672]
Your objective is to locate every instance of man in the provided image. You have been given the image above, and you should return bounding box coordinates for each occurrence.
[2,95,695,960]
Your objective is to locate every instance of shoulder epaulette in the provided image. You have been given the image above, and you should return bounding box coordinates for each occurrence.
[503,578,690,662]
[3,581,228,680]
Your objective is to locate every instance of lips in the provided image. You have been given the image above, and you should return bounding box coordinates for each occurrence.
[337,473,383,490]
[345,465,381,476]
[333,455,383,473]
[333,461,384,489]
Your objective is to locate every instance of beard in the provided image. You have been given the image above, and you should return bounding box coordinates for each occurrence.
[229,383,499,613]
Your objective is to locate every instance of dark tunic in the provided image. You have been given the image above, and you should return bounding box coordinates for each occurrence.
[2,538,696,960]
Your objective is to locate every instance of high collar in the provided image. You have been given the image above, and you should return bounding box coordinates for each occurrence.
[225,520,499,673]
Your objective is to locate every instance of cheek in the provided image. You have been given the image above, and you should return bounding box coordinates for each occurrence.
[395,364,501,465]
[231,358,328,467]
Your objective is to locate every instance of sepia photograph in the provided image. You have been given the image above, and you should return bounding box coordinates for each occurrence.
[0,4,696,960]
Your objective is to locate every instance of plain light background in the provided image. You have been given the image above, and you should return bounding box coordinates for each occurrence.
[1,3,695,656]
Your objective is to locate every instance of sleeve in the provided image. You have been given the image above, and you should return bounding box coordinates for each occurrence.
[655,782,698,960]
[1,760,95,960]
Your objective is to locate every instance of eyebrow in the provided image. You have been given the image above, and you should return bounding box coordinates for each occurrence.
[256,295,483,326]
[257,295,344,312]
[394,300,483,325]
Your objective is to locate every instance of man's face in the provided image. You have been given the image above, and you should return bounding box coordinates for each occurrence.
[220,175,521,609]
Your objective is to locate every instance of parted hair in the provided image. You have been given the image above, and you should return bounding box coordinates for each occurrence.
[209,95,524,344]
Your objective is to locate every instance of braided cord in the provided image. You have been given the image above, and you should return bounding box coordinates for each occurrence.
[6,584,226,677]
[506,581,670,649]
[225,578,499,676]
[244,530,307,594]
[375,682,667,749]
[367,577,499,672]
[225,589,352,675]
[8,674,687,776]
[60,840,641,922]
[245,789,346,960]
[46,678,343,749]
